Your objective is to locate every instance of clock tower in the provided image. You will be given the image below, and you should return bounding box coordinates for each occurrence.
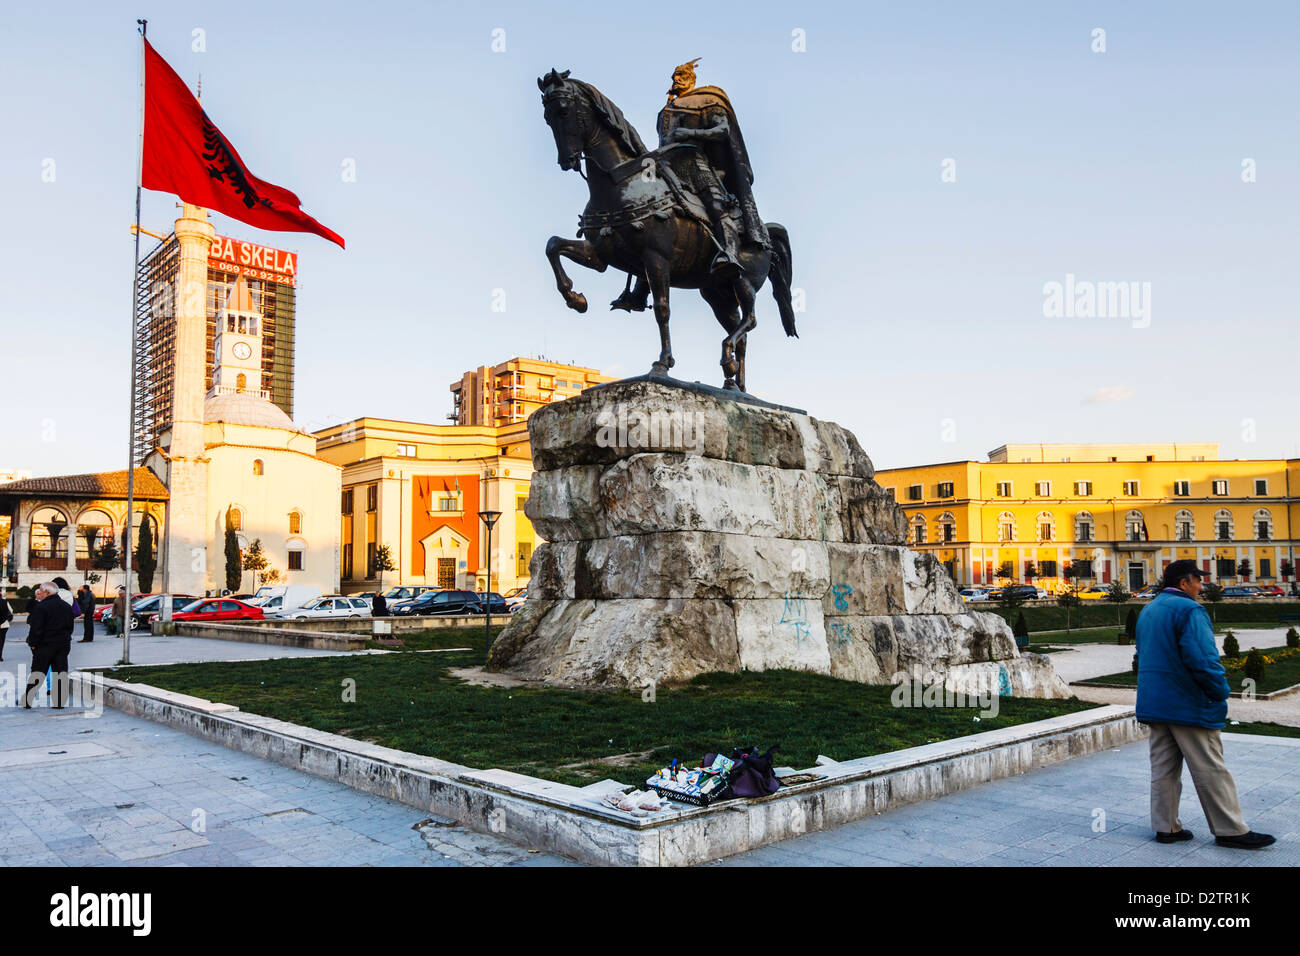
[211,274,264,396]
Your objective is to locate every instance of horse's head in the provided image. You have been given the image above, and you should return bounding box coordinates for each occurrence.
[539,69,585,172]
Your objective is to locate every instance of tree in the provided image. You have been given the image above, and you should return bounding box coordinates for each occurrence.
[1059,563,1086,635]
[1013,611,1029,645]
[242,538,270,589]
[374,544,395,589]
[1286,627,1298,649]
[92,539,121,598]
[262,568,282,585]
[1023,561,1038,582]
[1280,559,1294,582]
[224,511,242,593]
[1203,581,1224,602]
[997,560,1015,585]
[1124,607,1138,638]
[1221,630,1240,657]
[1106,581,1130,626]
[1236,558,1251,582]
[136,520,156,594]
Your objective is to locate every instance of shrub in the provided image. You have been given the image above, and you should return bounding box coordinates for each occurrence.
[1124,608,1138,636]
[1222,631,1240,658]
[1242,647,1266,685]
[1106,582,1130,604]
[1287,627,1299,650]
[1203,582,1224,602]
[1057,592,1080,607]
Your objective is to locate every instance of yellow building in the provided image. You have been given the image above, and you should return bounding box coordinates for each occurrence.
[876,443,1300,593]
[449,357,615,427]
[313,418,536,595]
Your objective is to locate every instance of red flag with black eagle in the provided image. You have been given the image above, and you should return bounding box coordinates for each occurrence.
[140,39,344,248]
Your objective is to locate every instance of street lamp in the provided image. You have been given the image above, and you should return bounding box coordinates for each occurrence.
[477,510,502,665]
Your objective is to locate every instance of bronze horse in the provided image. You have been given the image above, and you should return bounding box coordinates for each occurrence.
[539,70,795,392]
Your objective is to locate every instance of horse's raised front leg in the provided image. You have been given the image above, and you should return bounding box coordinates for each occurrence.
[644,255,674,376]
[545,236,607,313]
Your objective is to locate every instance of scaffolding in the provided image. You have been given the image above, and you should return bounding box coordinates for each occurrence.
[133,234,178,465]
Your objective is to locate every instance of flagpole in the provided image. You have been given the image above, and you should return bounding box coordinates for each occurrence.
[123,18,147,665]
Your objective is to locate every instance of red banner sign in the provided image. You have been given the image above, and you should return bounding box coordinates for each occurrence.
[208,235,298,286]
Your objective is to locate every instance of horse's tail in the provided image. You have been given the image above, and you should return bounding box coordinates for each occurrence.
[766,223,797,338]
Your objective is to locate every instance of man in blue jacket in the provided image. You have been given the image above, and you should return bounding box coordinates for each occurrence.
[1136,560,1274,849]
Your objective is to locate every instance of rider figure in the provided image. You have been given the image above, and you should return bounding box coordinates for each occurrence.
[611,59,767,311]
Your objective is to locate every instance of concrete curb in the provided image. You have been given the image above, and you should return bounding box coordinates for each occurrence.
[74,672,1146,866]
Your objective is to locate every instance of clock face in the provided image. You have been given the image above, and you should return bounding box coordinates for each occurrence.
[232,342,253,361]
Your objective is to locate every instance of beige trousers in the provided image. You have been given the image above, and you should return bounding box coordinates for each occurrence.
[1147,722,1248,837]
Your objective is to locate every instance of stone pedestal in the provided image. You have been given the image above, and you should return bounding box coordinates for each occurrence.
[489,377,1069,699]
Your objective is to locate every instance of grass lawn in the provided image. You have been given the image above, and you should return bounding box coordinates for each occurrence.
[104,651,1094,787]
[1081,646,1300,695]
[1024,626,1123,645]
[1224,721,1300,739]
[365,625,506,652]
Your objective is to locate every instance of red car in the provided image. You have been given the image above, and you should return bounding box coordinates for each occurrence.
[1255,584,1285,597]
[155,598,265,623]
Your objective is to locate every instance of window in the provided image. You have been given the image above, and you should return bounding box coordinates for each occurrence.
[556,379,568,388]
[1216,557,1235,578]
[367,485,378,512]
[907,484,922,501]
[1072,559,1093,579]
[1217,522,1231,541]
[1123,480,1139,496]
[29,507,70,565]
[911,517,927,544]
[1075,512,1094,542]
[252,459,264,476]
[937,481,954,498]
[517,541,532,577]
[1039,522,1052,541]
[937,512,955,543]
[996,481,1013,497]
[1126,510,1145,541]
[1174,480,1190,496]
[396,444,415,457]
[366,543,377,578]
[1040,560,1057,577]
[437,495,460,512]
[236,372,247,391]
[1212,479,1228,496]
[516,495,528,511]
[287,550,303,571]
[228,507,243,531]
[288,511,302,535]
[342,544,353,580]
[1261,558,1272,579]
[998,512,1016,543]
[1074,481,1092,496]
[1175,510,1194,541]
[1215,509,1233,540]
[341,489,353,515]
[1035,481,1051,497]
[1254,509,1273,541]
[943,524,954,542]
[1255,479,1268,496]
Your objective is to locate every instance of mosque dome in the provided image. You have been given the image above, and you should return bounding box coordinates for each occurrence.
[204,391,296,429]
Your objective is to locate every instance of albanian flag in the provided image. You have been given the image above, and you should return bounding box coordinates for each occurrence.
[141,39,344,248]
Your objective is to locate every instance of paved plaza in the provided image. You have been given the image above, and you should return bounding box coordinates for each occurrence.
[0,621,1294,866]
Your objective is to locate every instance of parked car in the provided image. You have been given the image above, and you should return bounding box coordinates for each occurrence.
[392,589,483,616]
[122,594,197,630]
[959,587,992,603]
[504,587,528,610]
[156,598,264,623]
[986,585,1041,602]
[1133,585,1160,600]
[379,585,438,604]
[286,596,371,620]
[251,585,324,618]
[1221,585,1262,598]
[1255,584,1284,597]
[478,592,511,615]
[1078,585,1114,601]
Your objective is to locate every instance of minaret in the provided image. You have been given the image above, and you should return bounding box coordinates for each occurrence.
[161,202,215,594]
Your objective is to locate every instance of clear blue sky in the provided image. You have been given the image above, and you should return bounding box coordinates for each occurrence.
[3,0,1297,476]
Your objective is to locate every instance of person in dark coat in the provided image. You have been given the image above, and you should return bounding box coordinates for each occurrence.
[372,592,388,617]
[24,582,75,708]
[0,593,12,662]
[1136,559,1275,850]
[76,585,96,642]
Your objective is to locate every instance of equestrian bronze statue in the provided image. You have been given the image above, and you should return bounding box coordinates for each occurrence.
[540,60,795,392]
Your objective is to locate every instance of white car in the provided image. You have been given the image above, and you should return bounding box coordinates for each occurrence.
[283,596,371,620]
[959,588,992,603]
[504,587,527,611]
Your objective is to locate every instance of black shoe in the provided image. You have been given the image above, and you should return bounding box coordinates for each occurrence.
[1156,829,1194,844]
[77,639,93,643]
[1215,831,1276,849]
